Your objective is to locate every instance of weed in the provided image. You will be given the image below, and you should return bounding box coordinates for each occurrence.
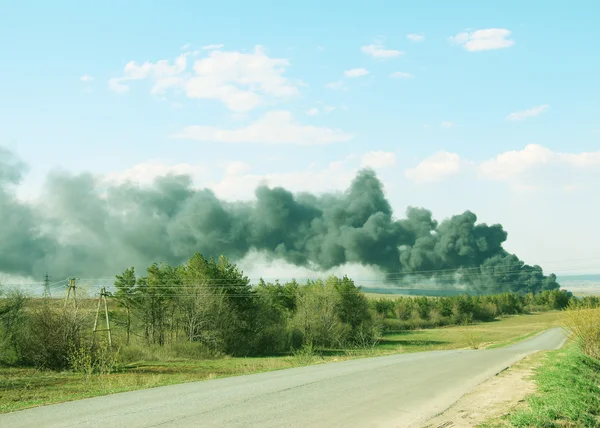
[293,342,320,365]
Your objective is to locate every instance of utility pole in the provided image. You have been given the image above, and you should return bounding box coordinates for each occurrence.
[43,273,51,298]
[93,287,112,347]
[64,277,78,309]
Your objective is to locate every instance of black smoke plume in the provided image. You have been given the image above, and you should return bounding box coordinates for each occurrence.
[0,147,559,294]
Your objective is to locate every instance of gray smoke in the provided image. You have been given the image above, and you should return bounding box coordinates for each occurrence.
[0,147,559,293]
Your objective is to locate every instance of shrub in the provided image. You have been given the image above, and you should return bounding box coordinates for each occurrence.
[172,342,224,359]
[0,289,28,365]
[292,342,320,365]
[473,302,498,322]
[68,342,119,377]
[18,304,90,370]
[394,298,413,320]
[117,344,174,363]
[563,304,600,359]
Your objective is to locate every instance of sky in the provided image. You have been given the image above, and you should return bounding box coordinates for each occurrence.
[1,0,600,276]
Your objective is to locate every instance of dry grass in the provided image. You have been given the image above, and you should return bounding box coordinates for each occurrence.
[562,305,600,359]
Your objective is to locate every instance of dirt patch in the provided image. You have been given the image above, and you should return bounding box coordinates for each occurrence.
[422,352,544,428]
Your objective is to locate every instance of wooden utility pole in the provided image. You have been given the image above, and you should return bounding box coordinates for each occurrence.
[93,287,112,347]
[64,277,78,309]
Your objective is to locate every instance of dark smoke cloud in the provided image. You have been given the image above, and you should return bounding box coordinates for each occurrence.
[0,148,559,293]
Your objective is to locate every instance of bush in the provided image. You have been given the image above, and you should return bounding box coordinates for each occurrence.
[117,344,151,364]
[0,289,28,365]
[292,342,320,365]
[18,304,90,370]
[117,344,174,363]
[473,302,498,322]
[563,304,600,359]
[394,298,413,320]
[67,342,118,377]
[428,308,448,327]
[172,342,224,359]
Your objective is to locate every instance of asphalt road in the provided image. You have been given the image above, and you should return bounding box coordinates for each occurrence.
[1,328,567,428]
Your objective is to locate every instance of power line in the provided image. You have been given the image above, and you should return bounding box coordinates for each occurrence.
[70,263,599,286]
[72,259,600,282]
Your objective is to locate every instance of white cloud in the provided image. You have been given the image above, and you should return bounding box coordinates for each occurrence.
[441,121,454,128]
[109,46,300,112]
[109,53,189,95]
[105,161,208,186]
[224,160,251,176]
[172,110,353,145]
[307,106,335,115]
[344,68,369,77]
[325,80,346,91]
[390,71,414,79]
[209,160,358,202]
[360,42,403,58]
[506,104,549,121]
[479,144,600,181]
[180,43,191,50]
[449,28,515,52]
[108,78,129,93]
[361,151,396,169]
[317,45,325,52]
[405,152,463,183]
[406,34,425,42]
[80,75,94,82]
[201,44,224,50]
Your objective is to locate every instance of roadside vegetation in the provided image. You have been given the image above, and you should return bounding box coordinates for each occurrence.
[0,252,589,413]
[481,302,600,428]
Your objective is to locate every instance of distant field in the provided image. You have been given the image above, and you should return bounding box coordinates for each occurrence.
[361,288,461,298]
[362,278,600,299]
[363,292,412,299]
[0,311,563,414]
[559,279,600,297]
[379,311,563,353]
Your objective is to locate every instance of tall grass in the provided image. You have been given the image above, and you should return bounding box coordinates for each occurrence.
[562,304,600,359]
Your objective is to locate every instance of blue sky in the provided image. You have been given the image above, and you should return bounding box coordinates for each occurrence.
[1,0,600,274]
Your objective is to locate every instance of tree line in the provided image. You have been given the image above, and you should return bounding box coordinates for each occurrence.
[370,289,574,331]
[0,252,590,372]
[112,253,375,356]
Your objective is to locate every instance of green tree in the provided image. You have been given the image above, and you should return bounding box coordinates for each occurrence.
[114,267,137,345]
[136,262,180,345]
[332,276,371,329]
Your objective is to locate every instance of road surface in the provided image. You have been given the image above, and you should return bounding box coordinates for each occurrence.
[1,328,567,428]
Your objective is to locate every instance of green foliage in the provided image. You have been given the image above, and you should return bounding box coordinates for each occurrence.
[0,289,27,364]
[292,342,320,365]
[17,304,89,371]
[563,304,600,359]
[376,289,573,333]
[114,266,136,345]
[2,251,574,375]
[507,345,600,427]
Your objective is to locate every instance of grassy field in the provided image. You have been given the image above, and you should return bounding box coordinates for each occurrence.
[0,311,563,414]
[480,342,600,427]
